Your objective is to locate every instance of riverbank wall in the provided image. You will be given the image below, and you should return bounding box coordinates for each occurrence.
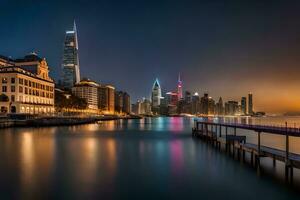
[0,115,142,129]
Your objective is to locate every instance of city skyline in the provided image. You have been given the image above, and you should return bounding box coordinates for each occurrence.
[2,1,300,113]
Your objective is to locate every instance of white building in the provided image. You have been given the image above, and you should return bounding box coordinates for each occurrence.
[0,53,55,114]
[72,79,99,110]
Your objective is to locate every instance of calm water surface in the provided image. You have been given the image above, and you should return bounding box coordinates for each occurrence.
[0,117,299,199]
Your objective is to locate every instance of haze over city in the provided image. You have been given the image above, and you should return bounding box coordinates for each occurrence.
[2,0,300,113]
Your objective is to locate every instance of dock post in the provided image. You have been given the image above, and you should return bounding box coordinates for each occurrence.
[219,125,222,137]
[206,124,208,139]
[285,122,290,182]
[257,131,261,169]
[225,127,228,153]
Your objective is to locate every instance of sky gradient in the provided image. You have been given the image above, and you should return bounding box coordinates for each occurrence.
[1,0,300,113]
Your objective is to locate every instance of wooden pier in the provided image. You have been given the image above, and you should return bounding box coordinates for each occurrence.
[192,120,300,183]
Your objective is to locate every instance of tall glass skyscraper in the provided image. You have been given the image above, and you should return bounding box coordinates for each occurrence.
[61,21,80,89]
[151,78,162,108]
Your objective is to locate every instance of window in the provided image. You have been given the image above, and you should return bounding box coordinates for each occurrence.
[19,78,23,85]
[25,87,28,94]
[19,96,23,102]
[2,78,7,83]
[11,78,15,84]
[2,86,7,92]
[19,86,23,93]
[24,80,28,86]
[29,81,31,87]
[11,86,15,92]
[11,95,15,102]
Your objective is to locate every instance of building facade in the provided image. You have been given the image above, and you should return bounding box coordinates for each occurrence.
[115,91,130,114]
[72,79,99,110]
[0,54,54,114]
[98,85,115,114]
[61,21,80,90]
[241,97,247,115]
[151,79,161,113]
[248,93,253,115]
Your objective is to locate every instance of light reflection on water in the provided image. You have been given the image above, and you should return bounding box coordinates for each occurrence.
[0,117,299,199]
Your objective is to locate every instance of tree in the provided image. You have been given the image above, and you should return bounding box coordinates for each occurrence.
[55,90,87,111]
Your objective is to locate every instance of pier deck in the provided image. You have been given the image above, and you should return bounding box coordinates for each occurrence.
[192,120,300,182]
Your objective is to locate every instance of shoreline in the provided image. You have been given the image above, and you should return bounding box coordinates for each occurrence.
[0,115,142,129]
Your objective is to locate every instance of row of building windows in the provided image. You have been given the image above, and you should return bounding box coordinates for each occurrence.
[1,86,53,98]
[1,77,54,92]
[2,95,53,105]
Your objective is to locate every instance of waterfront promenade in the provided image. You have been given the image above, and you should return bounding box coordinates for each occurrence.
[0,114,141,128]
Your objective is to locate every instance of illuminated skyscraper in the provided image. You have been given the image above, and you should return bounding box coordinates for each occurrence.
[61,21,80,90]
[241,97,247,115]
[177,73,183,100]
[248,93,253,115]
[151,78,161,112]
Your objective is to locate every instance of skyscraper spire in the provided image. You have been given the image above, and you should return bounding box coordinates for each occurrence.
[177,73,183,100]
[73,20,79,50]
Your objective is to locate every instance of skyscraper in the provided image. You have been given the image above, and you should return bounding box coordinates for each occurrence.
[151,78,161,113]
[248,93,253,115]
[191,92,200,114]
[200,93,209,115]
[241,97,247,115]
[62,21,80,90]
[177,73,183,100]
[216,97,224,115]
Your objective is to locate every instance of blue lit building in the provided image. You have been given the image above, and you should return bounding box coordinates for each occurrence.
[61,21,80,90]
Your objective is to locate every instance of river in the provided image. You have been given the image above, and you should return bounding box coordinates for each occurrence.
[0,117,299,199]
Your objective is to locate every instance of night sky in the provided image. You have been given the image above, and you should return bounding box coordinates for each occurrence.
[1,0,300,113]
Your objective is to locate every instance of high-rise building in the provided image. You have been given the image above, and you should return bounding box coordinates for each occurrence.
[132,101,142,115]
[62,21,80,90]
[248,93,253,115]
[0,53,54,114]
[215,97,224,115]
[115,91,124,113]
[151,78,161,113]
[115,91,130,114]
[166,92,178,106]
[141,98,151,115]
[225,101,238,115]
[177,73,183,100]
[208,97,215,115]
[241,97,247,115]
[72,78,99,110]
[122,92,130,114]
[184,91,192,104]
[98,85,115,114]
[200,93,209,115]
[191,92,200,114]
